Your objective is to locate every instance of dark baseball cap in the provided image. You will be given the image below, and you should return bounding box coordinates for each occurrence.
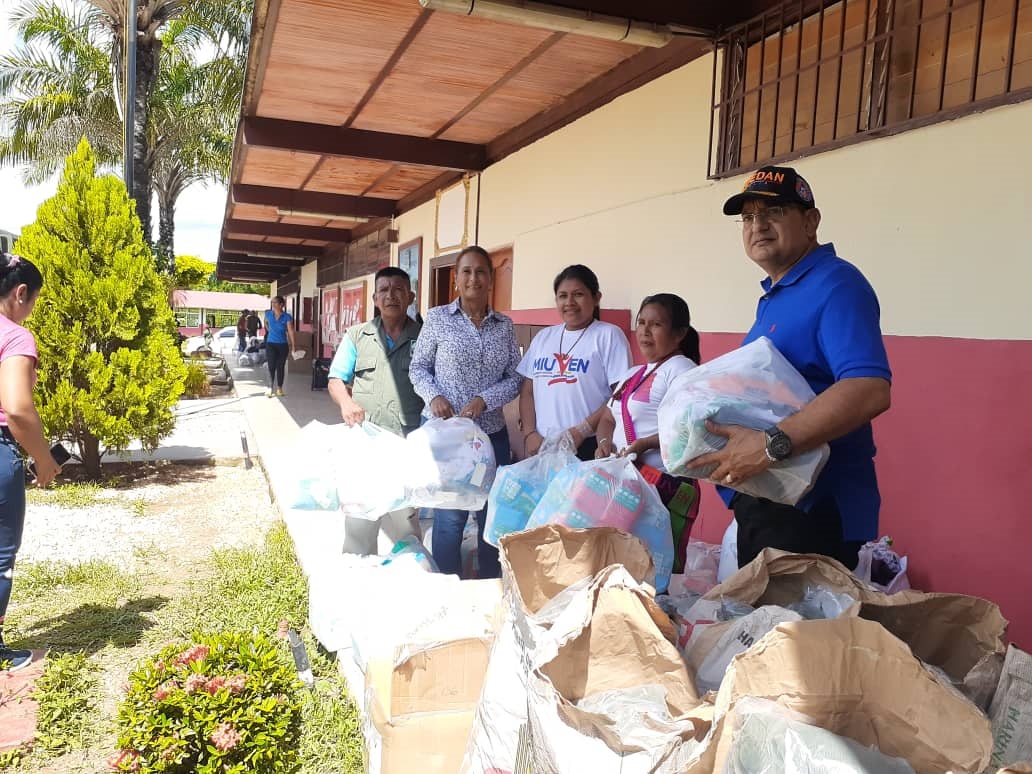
[722,165,816,215]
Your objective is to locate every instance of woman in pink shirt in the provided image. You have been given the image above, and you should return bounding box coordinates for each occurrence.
[0,253,61,672]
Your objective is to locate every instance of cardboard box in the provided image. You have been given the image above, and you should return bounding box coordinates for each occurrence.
[364,637,492,774]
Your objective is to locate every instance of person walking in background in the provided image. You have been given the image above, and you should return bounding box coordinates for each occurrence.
[245,308,262,344]
[518,264,631,460]
[409,246,522,579]
[235,310,248,353]
[264,296,298,398]
[329,267,424,555]
[694,166,892,570]
[0,254,61,672]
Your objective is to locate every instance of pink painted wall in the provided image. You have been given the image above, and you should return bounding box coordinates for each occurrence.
[690,333,1032,649]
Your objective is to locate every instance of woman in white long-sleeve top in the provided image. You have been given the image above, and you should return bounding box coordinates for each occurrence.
[409,246,522,579]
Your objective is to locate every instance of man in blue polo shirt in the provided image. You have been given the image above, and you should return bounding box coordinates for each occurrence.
[691,166,892,570]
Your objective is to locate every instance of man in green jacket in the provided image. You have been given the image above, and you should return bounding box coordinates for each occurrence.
[328,266,424,555]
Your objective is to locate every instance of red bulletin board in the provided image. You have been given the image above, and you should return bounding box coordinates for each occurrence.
[321,287,340,350]
[339,282,366,331]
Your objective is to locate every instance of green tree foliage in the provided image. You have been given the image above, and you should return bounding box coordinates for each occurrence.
[0,0,251,265]
[173,254,214,290]
[173,254,268,295]
[16,139,186,478]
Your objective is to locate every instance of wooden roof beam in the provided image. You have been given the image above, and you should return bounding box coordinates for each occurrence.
[221,239,318,259]
[225,219,351,242]
[242,117,487,171]
[232,184,397,219]
[218,254,303,269]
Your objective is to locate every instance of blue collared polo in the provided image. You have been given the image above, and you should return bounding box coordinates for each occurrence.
[721,242,892,542]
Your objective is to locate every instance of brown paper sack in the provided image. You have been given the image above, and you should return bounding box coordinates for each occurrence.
[705,618,993,774]
[705,549,1008,708]
[462,525,656,774]
[526,565,710,773]
[989,644,1032,770]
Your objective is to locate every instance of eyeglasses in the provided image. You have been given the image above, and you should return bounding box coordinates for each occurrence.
[736,205,794,227]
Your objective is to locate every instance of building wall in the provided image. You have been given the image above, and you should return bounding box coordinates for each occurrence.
[394,53,1032,645]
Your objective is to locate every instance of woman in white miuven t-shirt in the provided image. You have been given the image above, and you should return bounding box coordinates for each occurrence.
[517,265,631,460]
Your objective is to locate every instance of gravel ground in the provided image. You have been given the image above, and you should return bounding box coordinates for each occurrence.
[20,462,279,570]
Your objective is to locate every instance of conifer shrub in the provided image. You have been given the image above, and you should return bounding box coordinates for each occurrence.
[15,140,186,477]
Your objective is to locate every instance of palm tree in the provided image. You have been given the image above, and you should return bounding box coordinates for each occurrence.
[0,0,249,262]
[0,2,121,183]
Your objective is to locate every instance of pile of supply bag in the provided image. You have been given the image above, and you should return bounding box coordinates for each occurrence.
[295,334,1030,773]
[306,516,1030,774]
[290,416,497,516]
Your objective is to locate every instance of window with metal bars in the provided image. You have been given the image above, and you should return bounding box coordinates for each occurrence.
[709,0,1032,177]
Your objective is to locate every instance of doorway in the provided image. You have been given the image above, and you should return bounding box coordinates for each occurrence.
[430,245,513,311]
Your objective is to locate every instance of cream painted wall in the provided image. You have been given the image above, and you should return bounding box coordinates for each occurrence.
[393,176,482,314]
[396,55,1032,340]
[300,260,317,301]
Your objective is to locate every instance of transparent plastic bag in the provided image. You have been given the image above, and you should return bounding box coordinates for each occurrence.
[381,535,439,573]
[785,585,857,620]
[484,447,578,547]
[405,417,497,510]
[854,536,910,593]
[658,337,830,505]
[672,540,721,595]
[525,456,675,592]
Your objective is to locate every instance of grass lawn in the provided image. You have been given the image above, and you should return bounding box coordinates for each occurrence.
[2,470,364,773]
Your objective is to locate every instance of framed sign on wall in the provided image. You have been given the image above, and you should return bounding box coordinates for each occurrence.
[398,237,422,320]
[434,176,470,256]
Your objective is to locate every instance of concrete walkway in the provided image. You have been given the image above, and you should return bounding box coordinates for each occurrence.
[226,356,354,576]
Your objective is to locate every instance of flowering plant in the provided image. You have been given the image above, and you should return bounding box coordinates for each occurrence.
[110,631,303,772]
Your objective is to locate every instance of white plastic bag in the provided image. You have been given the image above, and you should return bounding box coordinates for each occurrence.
[289,421,342,510]
[691,605,803,694]
[334,423,410,519]
[718,520,739,582]
[405,417,497,510]
[854,536,910,593]
[725,698,916,773]
[484,447,578,547]
[524,456,675,592]
[658,337,830,505]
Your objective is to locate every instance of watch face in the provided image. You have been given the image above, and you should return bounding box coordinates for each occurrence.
[769,432,793,460]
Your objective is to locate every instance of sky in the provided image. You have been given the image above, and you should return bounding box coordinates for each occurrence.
[0,1,226,262]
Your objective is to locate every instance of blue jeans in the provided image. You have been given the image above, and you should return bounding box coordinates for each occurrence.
[0,431,26,625]
[430,429,510,579]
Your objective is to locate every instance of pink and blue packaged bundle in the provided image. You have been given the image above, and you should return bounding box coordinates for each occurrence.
[524,456,675,592]
[484,447,578,547]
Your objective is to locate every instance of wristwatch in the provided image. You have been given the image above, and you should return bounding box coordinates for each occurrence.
[764,426,793,462]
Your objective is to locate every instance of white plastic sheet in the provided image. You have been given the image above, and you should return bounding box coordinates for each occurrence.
[725,698,915,773]
[658,337,830,505]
